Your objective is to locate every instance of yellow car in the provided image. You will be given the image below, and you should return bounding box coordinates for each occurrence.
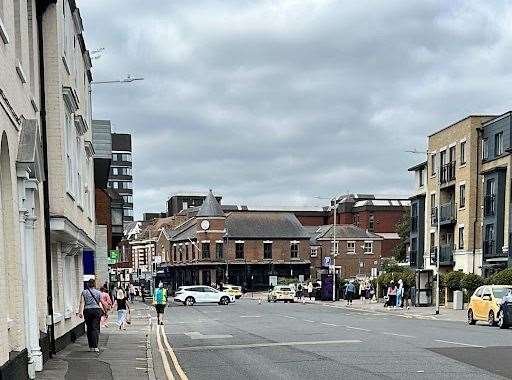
[468,285,512,327]
[223,284,242,299]
[268,285,295,303]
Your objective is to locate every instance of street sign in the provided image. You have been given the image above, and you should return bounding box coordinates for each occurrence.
[323,256,332,268]
[110,250,120,261]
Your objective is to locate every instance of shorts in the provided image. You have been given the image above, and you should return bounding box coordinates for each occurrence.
[155,304,166,314]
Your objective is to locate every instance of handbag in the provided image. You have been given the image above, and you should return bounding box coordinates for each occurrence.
[87,288,106,316]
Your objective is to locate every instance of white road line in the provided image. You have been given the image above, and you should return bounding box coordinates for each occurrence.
[434,339,485,348]
[161,325,189,380]
[240,315,261,318]
[156,324,175,380]
[344,326,372,332]
[303,319,316,323]
[321,323,338,327]
[281,315,296,319]
[174,339,362,351]
[382,332,416,338]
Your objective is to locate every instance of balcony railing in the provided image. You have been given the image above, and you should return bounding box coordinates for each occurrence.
[430,245,454,265]
[431,207,438,224]
[439,202,456,224]
[440,161,456,184]
[484,195,496,216]
[483,240,494,258]
[409,250,417,267]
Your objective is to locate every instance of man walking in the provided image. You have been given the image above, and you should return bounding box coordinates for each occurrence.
[153,282,167,325]
[129,283,135,302]
[345,281,356,306]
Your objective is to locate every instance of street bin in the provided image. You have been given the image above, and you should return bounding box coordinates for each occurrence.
[453,290,463,310]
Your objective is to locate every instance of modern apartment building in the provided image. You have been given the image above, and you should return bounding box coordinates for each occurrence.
[109,132,133,223]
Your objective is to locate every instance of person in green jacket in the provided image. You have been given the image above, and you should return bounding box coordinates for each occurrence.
[153,282,167,325]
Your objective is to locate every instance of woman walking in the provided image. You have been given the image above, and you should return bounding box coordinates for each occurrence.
[100,287,113,327]
[77,279,105,352]
[113,288,130,330]
[387,281,397,310]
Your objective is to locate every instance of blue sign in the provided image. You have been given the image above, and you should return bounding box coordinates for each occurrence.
[323,256,332,268]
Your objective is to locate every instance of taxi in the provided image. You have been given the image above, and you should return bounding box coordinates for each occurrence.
[223,284,243,299]
[467,285,512,328]
[267,285,295,303]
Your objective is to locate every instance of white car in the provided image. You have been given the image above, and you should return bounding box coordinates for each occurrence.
[174,286,235,306]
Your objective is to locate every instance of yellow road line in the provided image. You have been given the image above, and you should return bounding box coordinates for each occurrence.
[156,324,175,380]
[161,324,189,380]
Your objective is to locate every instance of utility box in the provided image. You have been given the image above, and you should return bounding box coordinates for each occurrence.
[453,290,464,310]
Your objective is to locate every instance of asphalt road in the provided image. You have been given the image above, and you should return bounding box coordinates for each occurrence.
[154,299,512,380]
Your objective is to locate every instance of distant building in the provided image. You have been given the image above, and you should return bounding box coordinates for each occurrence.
[109,133,133,223]
[167,191,222,216]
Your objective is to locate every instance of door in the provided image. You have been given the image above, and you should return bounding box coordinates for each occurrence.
[471,287,484,319]
[480,286,493,320]
[190,287,207,303]
[202,286,220,303]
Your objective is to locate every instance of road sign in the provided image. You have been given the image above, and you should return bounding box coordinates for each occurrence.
[110,250,120,261]
[323,256,332,267]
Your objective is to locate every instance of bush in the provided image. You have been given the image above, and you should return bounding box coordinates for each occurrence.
[444,271,464,291]
[460,273,484,294]
[486,268,512,285]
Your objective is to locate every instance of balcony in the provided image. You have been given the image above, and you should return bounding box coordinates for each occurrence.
[439,202,456,225]
[484,195,496,217]
[430,245,454,266]
[483,240,494,258]
[409,250,417,267]
[431,207,438,224]
[440,161,456,185]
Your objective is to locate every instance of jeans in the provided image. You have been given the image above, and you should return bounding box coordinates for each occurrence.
[84,308,102,348]
[117,309,127,326]
[396,294,402,307]
[346,291,354,304]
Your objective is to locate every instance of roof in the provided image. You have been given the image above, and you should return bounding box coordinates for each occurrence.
[428,115,497,138]
[225,212,310,239]
[376,232,400,240]
[170,218,196,242]
[304,225,331,245]
[317,225,383,240]
[408,161,427,172]
[353,199,410,208]
[197,190,225,217]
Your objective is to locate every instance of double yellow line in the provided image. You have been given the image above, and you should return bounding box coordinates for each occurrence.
[156,324,188,380]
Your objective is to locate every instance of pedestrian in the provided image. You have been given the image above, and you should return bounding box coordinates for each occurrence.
[403,283,411,309]
[396,279,404,309]
[500,288,512,317]
[345,280,356,306]
[307,282,314,300]
[113,288,130,330]
[129,283,135,302]
[370,284,375,302]
[387,281,397,309]
[77,279,105,352]
[100,287,112,327]
[153,282,168,325]
[297,283,303,300]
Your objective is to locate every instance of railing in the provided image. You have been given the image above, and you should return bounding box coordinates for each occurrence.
[430,245,454,264]
[440,161,456,184]
[431,207,438,224]
[439,202,456,223]
[484,195,496,216]
[411,215,418,232]
[483,240,494,258]
[409,250,417,267]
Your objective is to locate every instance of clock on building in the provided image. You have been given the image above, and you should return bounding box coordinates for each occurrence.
[200,220,210,230]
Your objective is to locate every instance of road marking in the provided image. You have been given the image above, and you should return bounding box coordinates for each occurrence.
[240,315,261,318]
[344,326,372,332]
[136,357,146,361]
[135,367,147,371]
[434,339,485,348]
[156,324,175,380]
[161,325,189,380]
[303,319,316,323]
[173,339,362,351]
[321,323,338,327]
[184,332,233,340]
[382,332,416,338]
[280,315,296,319]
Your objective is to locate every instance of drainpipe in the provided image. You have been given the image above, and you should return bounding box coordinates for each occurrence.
[473,128,482,274]
[36,0,56,357]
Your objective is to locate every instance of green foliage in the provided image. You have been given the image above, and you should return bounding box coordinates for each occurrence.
[391,211,411,262]
[277,277,296,285]
[486,268,512,285]
[376,268,415,288]
[460,273,484,294]
[444,271,464,291]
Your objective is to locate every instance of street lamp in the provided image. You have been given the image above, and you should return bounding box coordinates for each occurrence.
[407,149,441,315]
[92,73,145,85]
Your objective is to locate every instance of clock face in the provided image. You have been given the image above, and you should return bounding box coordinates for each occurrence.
[201,220,210,230]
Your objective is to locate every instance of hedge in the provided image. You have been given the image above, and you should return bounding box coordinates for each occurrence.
[486,268,512,285]
[444,271,465,291]
[460,273,484,294]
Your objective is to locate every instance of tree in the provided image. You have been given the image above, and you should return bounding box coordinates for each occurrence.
[444,271,465,291]
[392,211,411,262]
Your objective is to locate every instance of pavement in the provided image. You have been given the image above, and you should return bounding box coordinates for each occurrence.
[37,301,154,380]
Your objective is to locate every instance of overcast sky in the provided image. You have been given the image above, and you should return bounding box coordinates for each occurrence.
[81,0,512,218]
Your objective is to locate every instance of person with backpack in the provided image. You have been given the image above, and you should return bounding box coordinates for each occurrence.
[77,279,105,352]
[153,282,168,325]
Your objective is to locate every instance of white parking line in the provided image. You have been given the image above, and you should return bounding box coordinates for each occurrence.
[173,339,362,351]
[344,326,372,332]
[382,332,416,338]
[303,319,316,323]
[434,339,485,348]
[321,323,338,327]
[240,315,261,318]
[281,315,296,319]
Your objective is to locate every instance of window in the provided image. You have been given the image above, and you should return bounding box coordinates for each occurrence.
[123,209,133,217]
[64,108,74,194]
[310,247,318,257]
[113,181,118,189]
[430,232,435,249]
[347,241,355,254]
[419,168,424,187]
[482,138,488,160]
[121,153,132,161]
[474,287,483,298]
[112,153,118,161]
[113,168,118,175]
[179,245,183,261]
[364,242,373,254]
[185,244,189,261]
[123,195,133,203]
[202,243,210,259]
[458,227,464,250]
[263,242,272,259]
[459,184,466,208]
[235,243,244,259]
[368,214,375,231]
[431,154,436,176]
[216,242,223,259]
[290,243,299,258]
[460,141,466,165]
[192,244,196,260]
[449,146,456,163]
[331,241,339,255]
[495,132,503,156]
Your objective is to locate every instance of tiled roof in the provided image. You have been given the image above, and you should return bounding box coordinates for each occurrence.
[170,218,196,242]
[225,212,310,239]
[197,189,225,217]
[318,225,383,240]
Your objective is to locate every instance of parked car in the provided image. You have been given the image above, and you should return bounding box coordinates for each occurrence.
[268,285,295,303]
[174,286,235,306]
[223,284,243,299]
[468,285,512,328]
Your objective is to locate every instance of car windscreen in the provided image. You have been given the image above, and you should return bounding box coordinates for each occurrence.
[277,287,291,291]
[493,288,512,299]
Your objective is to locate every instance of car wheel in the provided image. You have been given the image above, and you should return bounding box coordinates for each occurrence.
[219,296,230,305]
[488,310,496,327]
[185,297,195,306]
[497,311,509,329]
[467,309,476,325]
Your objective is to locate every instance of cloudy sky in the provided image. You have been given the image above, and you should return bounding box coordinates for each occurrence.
[80,0,512,218]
